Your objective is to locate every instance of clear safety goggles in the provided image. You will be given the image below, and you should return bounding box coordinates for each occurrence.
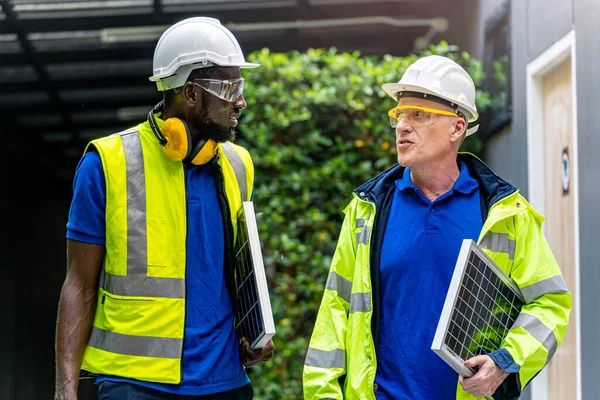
[193,77,245,102]
[387,105,460,128]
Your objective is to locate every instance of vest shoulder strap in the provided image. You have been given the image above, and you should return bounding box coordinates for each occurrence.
[220,142,250,203]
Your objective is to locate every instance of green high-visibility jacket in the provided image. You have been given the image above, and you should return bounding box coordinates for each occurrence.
[303,154,571,400]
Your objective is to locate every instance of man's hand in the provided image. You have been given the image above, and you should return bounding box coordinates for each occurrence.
[459,355,508,398]
[240,338,275,367]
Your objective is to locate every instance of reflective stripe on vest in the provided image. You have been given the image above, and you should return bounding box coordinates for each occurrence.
[89,326,182,359]
[99,131,185,299]
[98,134,250,299]
[221,142,248,203]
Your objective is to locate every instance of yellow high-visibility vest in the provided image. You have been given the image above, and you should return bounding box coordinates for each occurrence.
[80,118,254,384]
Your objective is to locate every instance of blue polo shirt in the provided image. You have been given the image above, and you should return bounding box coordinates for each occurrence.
[66,151,249,395]
[375,162,483,400]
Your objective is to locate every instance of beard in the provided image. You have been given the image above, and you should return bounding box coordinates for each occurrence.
[193,94,236,143]
[198,120,236,143]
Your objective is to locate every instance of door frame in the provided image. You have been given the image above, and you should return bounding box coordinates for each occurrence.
[526,29,580,400]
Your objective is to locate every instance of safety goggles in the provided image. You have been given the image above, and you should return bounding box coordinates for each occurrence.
[387,105,460,128]
[193,77,245,102]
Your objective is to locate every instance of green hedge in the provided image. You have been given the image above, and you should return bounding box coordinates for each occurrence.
[237,42,496,399]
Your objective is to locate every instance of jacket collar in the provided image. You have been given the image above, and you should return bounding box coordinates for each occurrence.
[354,153,517,216]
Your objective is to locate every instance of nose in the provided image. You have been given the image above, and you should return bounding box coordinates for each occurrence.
[233,94,247,110]
[396,115,413,135]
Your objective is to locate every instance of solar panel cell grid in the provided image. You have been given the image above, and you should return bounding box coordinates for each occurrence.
[432,239,524,378]
[234,239,263,342]
[232,202,275,350]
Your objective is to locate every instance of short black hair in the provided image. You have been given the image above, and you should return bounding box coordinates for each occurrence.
[188,66,219,81]
[163,67,220,106]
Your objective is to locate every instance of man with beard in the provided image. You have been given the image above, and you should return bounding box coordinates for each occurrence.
[55,18,274,400]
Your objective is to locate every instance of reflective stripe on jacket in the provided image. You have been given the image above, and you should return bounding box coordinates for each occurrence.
[303,153,571,400]
[80,119,254,384]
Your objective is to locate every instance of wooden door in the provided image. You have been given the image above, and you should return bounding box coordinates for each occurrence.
[542,57,577,399]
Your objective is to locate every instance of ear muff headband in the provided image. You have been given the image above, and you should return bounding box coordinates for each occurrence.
[148,102,167,145]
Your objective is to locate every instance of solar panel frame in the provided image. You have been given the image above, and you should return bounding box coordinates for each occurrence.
[233,201,275,350]
[431,239,525,378]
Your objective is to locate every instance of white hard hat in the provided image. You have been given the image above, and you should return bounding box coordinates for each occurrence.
[149,17,260,91]
[382,55,479,135]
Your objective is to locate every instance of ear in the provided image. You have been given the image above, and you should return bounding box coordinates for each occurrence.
[449,118,467,145]
[182,82,200,107]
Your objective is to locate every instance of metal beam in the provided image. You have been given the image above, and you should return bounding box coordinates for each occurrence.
[0,1,449,34]
[0,20,410,67]
[0,10,288,34]
[0,45,155,66]
[0,76,153,92]
[0,1,78,140]
[6,96,160,115]
[17,119,137,136]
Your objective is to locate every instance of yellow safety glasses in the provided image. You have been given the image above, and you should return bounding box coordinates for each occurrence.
[387,105,460,128]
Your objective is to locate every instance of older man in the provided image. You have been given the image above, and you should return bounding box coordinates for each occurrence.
[303,55,570,399]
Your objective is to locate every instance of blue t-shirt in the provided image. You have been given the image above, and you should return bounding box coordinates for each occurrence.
[66,151,249,395]
[375,162,483,400]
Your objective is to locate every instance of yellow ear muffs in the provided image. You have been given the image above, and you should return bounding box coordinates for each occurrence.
[147,102,218,165]
[162,118,192,162]
[190,138,218,165]
[187,138,218,165]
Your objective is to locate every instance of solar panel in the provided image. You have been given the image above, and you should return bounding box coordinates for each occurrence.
[233,201,275,350]
[431,239,524,377]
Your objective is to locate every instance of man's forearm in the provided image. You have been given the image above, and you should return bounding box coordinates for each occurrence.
[55,279,97,400]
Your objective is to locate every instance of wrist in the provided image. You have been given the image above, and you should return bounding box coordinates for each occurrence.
[55,380,78,400]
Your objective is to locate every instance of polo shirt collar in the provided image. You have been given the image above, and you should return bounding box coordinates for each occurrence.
[395,161,478,195]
